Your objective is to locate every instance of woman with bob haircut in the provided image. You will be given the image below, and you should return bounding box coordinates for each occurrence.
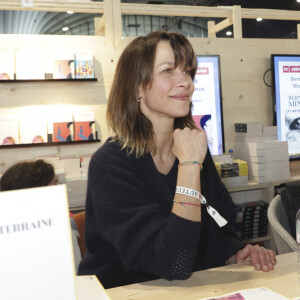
[78,31,276,288]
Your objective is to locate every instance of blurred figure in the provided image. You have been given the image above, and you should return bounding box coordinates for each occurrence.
[0,159,58,191]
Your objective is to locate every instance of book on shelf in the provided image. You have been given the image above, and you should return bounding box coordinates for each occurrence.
[0,53,15,80]
[53,52,75,79]
[74,51,94,79]
[15,51,45,80]
[19,112,48,144]
[73,112,96,141]
[0,114,19,145]
[214,159,248,177]
[52,113,74,142]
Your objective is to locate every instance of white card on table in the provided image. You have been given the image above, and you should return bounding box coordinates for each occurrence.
[0,185,77,300]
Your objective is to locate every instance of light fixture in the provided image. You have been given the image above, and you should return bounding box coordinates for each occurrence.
[226,31,232,36]
[297,0,300,3]
[256,17,263,22]
[62,27,69,32]
[67,11,74,14]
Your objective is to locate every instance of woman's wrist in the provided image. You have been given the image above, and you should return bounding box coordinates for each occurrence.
[178,161,203,170]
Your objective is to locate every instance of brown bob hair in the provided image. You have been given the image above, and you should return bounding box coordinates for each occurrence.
[106,30,198,157]
[0,159,55,191]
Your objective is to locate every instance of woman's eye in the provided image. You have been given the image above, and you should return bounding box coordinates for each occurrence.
[183,70,191,75]
[163,68,173,73]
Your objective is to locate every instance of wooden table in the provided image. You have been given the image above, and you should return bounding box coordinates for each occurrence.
[106,252,300,299]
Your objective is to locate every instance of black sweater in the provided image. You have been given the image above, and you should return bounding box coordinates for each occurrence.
[78,138,244,289]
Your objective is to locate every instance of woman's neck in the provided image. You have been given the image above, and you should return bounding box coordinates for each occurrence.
[151,119,176,175]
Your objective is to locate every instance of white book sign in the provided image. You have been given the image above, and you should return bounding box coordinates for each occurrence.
[0,185,77,300]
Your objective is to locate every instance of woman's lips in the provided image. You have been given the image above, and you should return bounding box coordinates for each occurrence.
[170,94,190,101]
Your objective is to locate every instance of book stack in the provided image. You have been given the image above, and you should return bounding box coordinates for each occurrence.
[213,154,248,188]
[235,201,269,240]
[234,122,290,183]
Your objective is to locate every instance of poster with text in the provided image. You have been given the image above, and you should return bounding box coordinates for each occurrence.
[192,56,223,155]
[273,55,300,159]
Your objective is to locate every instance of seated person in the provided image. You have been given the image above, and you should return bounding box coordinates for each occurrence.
[1,159,82,271]
[78,30,276,289]
[1,159,59,190]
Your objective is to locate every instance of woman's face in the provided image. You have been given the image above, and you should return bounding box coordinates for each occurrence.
[139,41,194,123]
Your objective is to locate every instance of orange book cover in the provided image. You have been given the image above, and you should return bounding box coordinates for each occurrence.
[53,122,74,142]
[74,121,95,141]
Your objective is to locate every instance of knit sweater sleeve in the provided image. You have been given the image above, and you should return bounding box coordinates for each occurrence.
[87,143,202,280]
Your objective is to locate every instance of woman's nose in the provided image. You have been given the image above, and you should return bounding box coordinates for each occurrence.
[175,71,191,87]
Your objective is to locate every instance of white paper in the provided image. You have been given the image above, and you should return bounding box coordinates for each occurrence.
[200,287,289,300]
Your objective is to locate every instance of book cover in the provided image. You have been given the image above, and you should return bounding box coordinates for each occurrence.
[53,52,75,79]
[19,111,48,144]
[52,113,74,142]
[74,51,94,79]
[15,50,45,80]
[0,114,19,145]
[0,53,15,80]
[73,112,95,141]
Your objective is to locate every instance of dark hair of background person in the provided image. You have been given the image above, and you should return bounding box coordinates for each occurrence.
[0,159,55,191]
[106,30,198,157]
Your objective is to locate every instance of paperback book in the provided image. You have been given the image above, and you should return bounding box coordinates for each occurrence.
[73,112,95,141]
[53,52,75,79]
[0,114,19,145]
[19,112,48,144]
[52,113,74,142]
[15,51,45,79]
[74,51,94,79]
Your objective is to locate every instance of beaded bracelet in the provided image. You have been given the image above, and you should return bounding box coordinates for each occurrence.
[178,161,203,170]
[173,200,201,207]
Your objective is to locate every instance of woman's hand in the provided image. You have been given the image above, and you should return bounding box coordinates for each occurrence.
[236,244,276,271]
[172,127,208,163]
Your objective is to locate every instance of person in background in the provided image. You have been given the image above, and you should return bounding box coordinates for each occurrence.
[0,159,82,271]
[78,31,276,289]
[0,159,58,191]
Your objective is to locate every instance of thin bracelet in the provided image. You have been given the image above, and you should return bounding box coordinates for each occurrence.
[173,200,201,207]
[178,161,203,170]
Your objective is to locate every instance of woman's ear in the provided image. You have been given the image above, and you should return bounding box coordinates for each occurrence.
[137,84,144,99]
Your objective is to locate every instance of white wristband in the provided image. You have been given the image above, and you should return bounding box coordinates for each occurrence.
[175,186,228,227]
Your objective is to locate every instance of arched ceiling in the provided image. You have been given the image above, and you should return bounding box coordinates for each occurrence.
[0,0,299,37]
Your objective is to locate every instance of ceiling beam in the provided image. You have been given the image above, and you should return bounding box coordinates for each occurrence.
[1,1,300,22]
[0,1,104,13]
[241,8,300,21]
[121,3,233,18]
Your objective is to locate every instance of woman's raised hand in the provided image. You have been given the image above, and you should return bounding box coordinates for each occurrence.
[172,128,208,163]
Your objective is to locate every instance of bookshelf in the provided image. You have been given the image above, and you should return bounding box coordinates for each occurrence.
[0,139,101,149]
[0,78,97,83]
